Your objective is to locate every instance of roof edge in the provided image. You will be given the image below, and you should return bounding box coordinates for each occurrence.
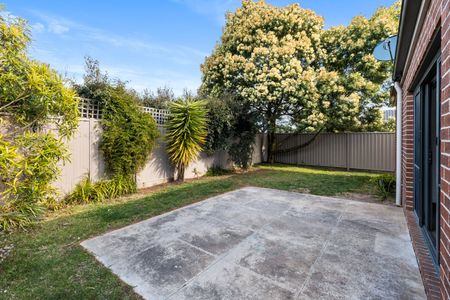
[393,0,423,81]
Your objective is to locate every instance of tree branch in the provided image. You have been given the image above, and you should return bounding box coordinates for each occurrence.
[0,95,26,112]
[274,128,324,154]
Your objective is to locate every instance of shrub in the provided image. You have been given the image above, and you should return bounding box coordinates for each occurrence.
[0,12,79,138]
[228,102,258,170]
[371,174,396,200]
[65,176,136,204]
[206,165,231,176]
[0,10,78,230]
[228,141,254,170]
[75,58,159,179]
[75,57,159,204]
[100,85,159,177]
[0,133,68,230]
[203,95,258,170]
[140,86,175,109]
[203,95,233,155]
[166,100,208,182]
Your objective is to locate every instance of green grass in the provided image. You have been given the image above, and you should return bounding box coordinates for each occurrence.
[0,164,379,299]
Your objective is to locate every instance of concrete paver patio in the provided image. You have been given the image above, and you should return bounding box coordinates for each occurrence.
[82,187,426,299]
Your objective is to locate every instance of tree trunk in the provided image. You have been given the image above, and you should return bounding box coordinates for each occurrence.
[267,115,277,164]
[176,163,185,182]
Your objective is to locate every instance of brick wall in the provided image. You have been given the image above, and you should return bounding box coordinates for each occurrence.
[440,0,450,298]
[402,92,414,210]
[401,0,443,210]
[400,0,450,298]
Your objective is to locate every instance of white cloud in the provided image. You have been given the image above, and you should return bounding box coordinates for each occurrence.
[31,22,45,33]
[28,47,201,96]
[30,10,207,60]
[48,22,69,34]
[0,10,20,20]
[27,10,206,96]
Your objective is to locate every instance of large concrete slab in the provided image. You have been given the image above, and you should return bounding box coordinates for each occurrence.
[81,187,426,300]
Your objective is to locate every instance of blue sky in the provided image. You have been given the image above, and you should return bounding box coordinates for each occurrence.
[3,0,395,96]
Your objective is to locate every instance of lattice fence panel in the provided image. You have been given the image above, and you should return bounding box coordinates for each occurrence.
[78,98,102,119]
[77,98,169,125]
[142,107,169,125]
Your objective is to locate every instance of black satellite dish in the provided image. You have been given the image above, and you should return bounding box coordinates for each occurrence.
[373,35,397,62]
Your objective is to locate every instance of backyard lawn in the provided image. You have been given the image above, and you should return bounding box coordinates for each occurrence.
[0,164,382,299]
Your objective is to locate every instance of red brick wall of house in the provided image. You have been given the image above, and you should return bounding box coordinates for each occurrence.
[441,0,450,298]
[400,0,450,298]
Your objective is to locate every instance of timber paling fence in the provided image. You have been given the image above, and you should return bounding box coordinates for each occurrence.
[273,132,395,172]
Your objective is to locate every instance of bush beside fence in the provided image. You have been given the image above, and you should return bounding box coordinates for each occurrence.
[50,123,393,195]
[51,118,264,195]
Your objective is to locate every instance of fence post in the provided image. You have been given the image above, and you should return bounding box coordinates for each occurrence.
[346,133,350,171]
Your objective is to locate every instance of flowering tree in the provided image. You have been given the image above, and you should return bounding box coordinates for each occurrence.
[314,3,400,132]
[201,0,328,162]
[201,0,399,162]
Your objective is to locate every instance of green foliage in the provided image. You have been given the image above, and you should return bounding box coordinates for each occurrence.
[75,58,160,178]
[140,86,175,109]
[371,174,396,200]
[65,177,97,204]
[71,58,159,205]
[0,11,78,230]
[201,0,325,161]
[317,3,400,132]
[203,95,258,169]
[0,133,68,230]
[228,103,259,170]
[228,140,254,170]
[382,117,396,132]
[73,56,112,104]
[203,95,234,155]
[100,86,159,177]
[166,100,208,182]
[201,0,400,160]
[0,11,78,137]
[65,176,136,204]
[206,165,232,176]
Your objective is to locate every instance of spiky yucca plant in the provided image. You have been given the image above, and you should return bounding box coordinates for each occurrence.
[166,100,208,182]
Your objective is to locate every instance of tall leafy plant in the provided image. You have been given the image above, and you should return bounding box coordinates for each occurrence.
[0,10,78,230]
[228,102,259,170]
[203,94,258,169]
[0,12,78,136]
[203,95,234,155]
[166,100,208,182]
[56,57,159,207]
[100,85,159,178]
[74,58,159,200]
